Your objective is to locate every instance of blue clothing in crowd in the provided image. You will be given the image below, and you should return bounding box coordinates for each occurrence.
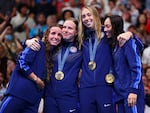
[29,25,48,38]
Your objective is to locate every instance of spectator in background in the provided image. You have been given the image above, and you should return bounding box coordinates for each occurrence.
[0,72,6,104]
[0,0,16,23]
[29,12,48,38]
[145,0,150,11]
[10,3,36,42]
[143,66,150,113]
[14,0,36,19]
[135,13,148,44]
[108,0,122,16]
[122,9,132,32]
[0,19,10,33]
[142,46,150,70]
[57,9,75,27]
[61,0,81,20]
[0,24,23,60]
[46,14,57,27]
[128,1,139,25]
[0,43,8,91]
[35,0,57,18]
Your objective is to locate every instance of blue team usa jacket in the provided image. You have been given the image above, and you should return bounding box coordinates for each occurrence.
[6,40,46,105]
[45,41,82,99]
[113,36,145,102]
[80,30,113,88]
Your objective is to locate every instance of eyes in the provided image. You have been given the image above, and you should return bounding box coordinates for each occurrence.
[50,31,62,37]
[81,13,92,19]
[62,26,74,30]
[104,24,112,29]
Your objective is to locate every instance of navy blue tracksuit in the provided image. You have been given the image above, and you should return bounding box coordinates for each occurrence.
[0,41,46,113]
[79,29,115,113]
[44,41,82,113]
[113,37,145,113]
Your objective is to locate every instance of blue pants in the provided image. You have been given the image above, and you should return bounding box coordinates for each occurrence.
[79,86,116,113]
[116,98,144,113]
[44,96,79,113]
[0,96,39,113]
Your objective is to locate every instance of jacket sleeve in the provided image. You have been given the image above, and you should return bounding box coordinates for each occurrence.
[123,38,142,94]
[18,47,39,77]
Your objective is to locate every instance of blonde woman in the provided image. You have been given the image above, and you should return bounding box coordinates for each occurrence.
[78,6,115,113]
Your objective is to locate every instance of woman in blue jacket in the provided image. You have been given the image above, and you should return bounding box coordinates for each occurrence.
[26,18,82,113]
[103,15,145,113]
[0,25,62,113]
[44,18,82,113]
[78,6,115,113]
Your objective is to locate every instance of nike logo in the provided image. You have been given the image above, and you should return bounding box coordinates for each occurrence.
[69,109,76,112]
[104,104,111,107]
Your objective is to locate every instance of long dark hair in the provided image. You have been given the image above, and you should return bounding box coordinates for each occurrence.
[44,25,62,81]
[105,15,124,48]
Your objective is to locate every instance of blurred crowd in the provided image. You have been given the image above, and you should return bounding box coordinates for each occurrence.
[0,0,150,112]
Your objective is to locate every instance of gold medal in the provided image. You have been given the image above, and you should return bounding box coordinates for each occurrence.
[88,61,96,70]
[55,71,64,80]
[105,74,115,84]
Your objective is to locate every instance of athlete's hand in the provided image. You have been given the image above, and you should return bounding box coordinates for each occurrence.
[35,78,45,90]
[117,31,133,47]
[127,93,137,106]
[26,38,41,51]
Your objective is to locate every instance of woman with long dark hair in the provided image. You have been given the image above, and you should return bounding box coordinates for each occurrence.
[104,15,145,113]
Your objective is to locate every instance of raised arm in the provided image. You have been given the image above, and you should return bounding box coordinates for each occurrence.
[25,38,41,51]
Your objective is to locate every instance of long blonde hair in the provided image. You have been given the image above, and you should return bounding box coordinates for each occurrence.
[78,6,102,49]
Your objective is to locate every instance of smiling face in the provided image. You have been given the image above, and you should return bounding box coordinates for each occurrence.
[48,26,62,46]
[104,17,112,38]
[81,8,94,29]
[62,20,77,42]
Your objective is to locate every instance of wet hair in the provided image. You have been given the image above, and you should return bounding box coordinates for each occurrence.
[78,6,102,49]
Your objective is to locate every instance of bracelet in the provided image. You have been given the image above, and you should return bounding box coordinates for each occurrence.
[33,76,38,82]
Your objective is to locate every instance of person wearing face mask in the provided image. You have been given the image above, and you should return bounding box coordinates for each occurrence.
[0,24,23,60]
[103,15,144,113]
[25,18,82,113]
[0,25,62,113]
[78,6,115,113]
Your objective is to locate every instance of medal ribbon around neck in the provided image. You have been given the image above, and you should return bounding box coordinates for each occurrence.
[89,36,99,62]
[58,45,71,71]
